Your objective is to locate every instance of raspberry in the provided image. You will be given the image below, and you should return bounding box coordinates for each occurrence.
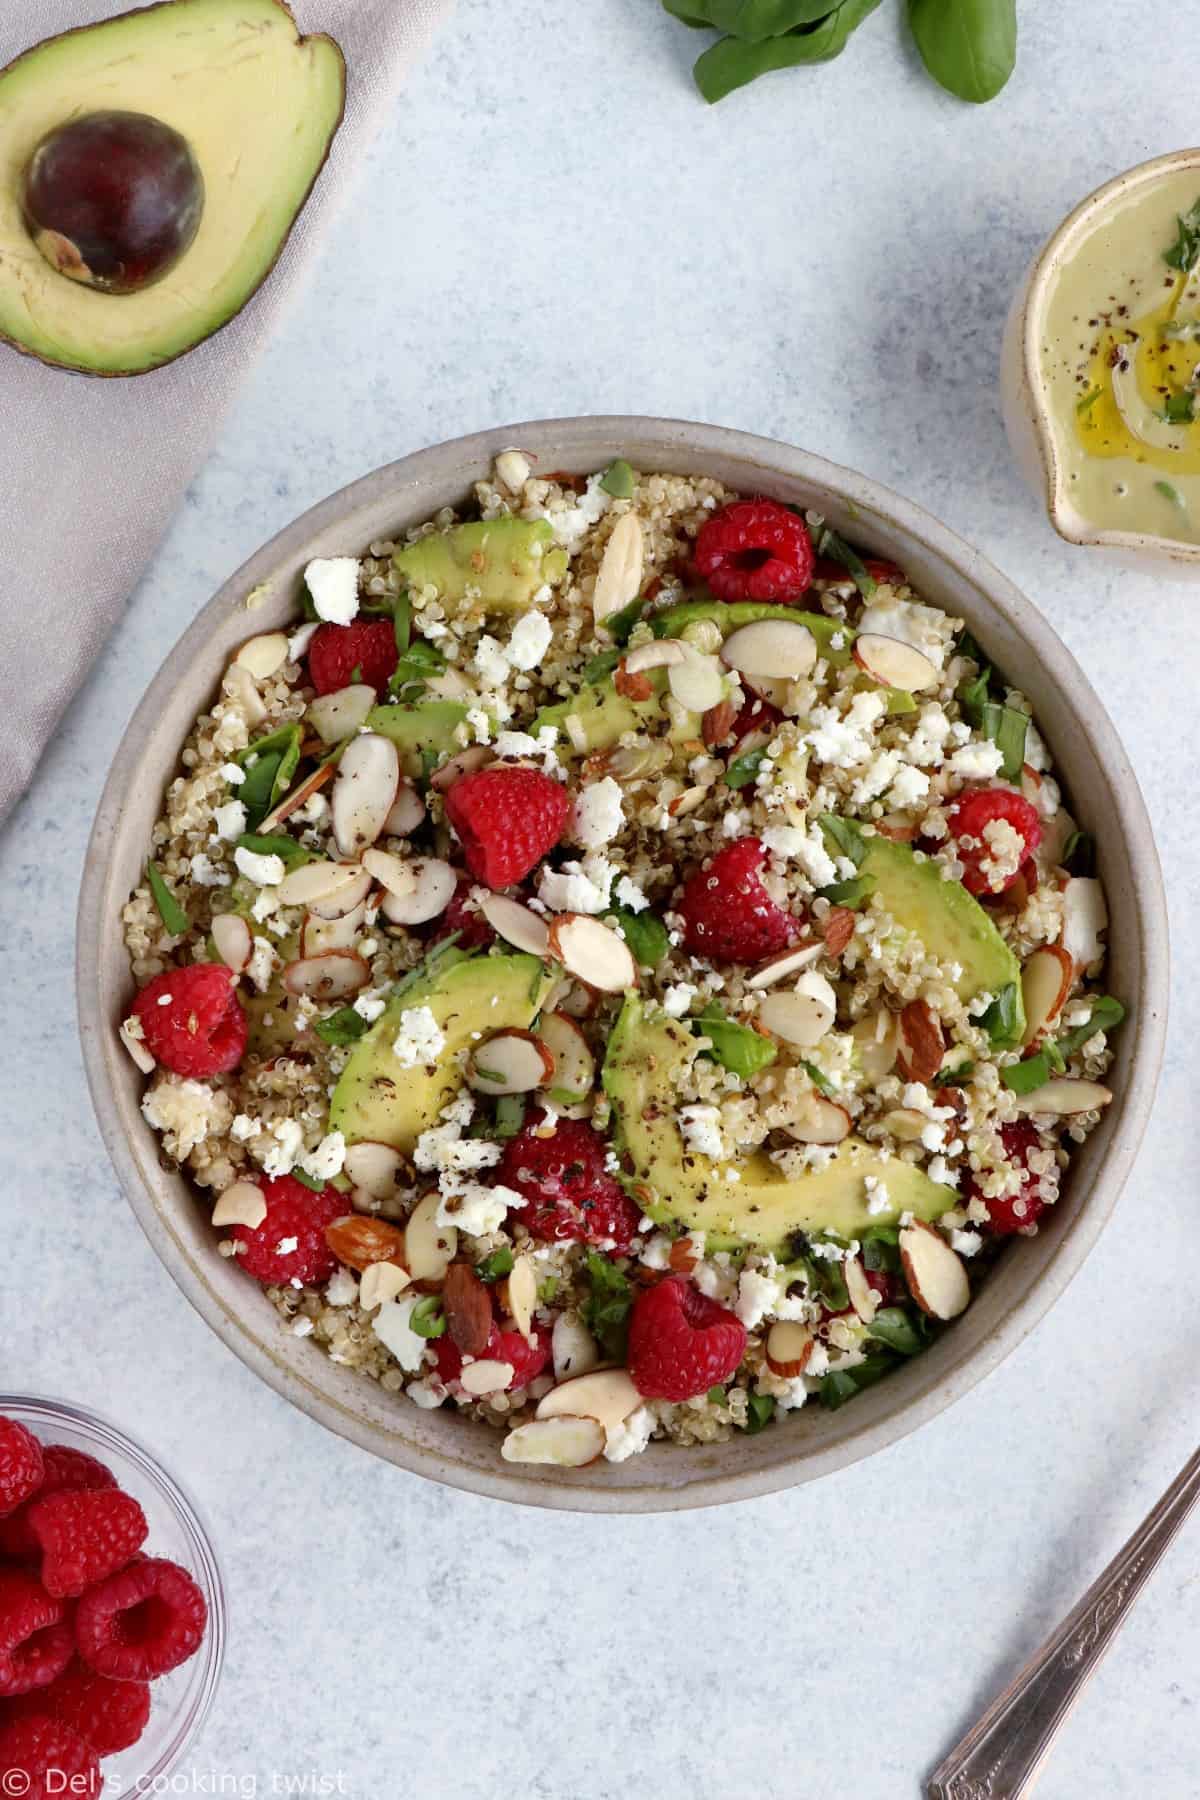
[627,1277,747,1402]
[946,788,1042,897]
[0,1450,116,1561]
[8,1663,150,1757]
[0,1421,44,1520]
[131,964,247,1078]
[694,499,814,604]
[433,1324,551,1391]
[0,1715,101,1799]
[75,1557,206,1682]
[496,1113,641,1253]
[0,1571,70,1698]
[443,766,570,888]
[730,693,783,749]
[229,1176,343,1286]
[26,1491,148,1601]
[967,1121,1053,1236]
[676,837,801,965]
[430,878,495,950]
[307,619,398,696]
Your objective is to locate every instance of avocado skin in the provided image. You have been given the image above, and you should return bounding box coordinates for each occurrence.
[0,0,346,377]
[392,518,568,612]
[329,954,555,1156]
[602,998,953,1252]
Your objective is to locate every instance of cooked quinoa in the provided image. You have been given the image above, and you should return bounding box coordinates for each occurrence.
[121,453,1123,1468]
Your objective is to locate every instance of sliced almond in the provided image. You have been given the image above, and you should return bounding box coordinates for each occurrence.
[359,1261,412,1311]
[443,1262,495,1356]
[740,671,793,709]
[896,999,945,1085]
[430,745,493,792]
[402,1192,457,1282]
[702,699,737,747]
[118,1019,156,1074]
[212,1180,268,1229]
[756,970,836,1048]
[666,647,725,714]
[536,1011,595,1100]
[668,1236,700,1274]
[765,1320,814,1378]
[221,660,267,727]
[536,1369,641,1432]
[552,1312,600,1382]
[779,1093,852,1145]
[459,1358,515,1396]
[259,761,336,833]
[667,784,707,817]
[1060,877,1108,972]
[1010,1077,1112,1117]
[378,857,456,926]
[501,1415,605,1467]
[876,813,918,843]
[503,1253,539,1344]
[211,912,252,974]
[746,942,823,989]
[301,900,367,955]
[1020,944,1074,1048]
[592,510,644,630]
[1037,805,1077,871]
[361,846,414,897]
[331,733,400,857]
[899,1221,969,1320]
[343,1142,409,1204]
[234,632,289,681]
[469,1029,554,1095]
[844,1256,880,1325]
[382,782,426,838]
[479,892,551,957]
[278,859,365,910]
[721,619,818,681]
[821,906,856,957]
[302,867,373,921]
[852,1008,899,1082]
[853,633,938,692]
[306,684,377,746]
[547,914,637,993]
[622,638,685,675]
[282,953,370,999]
[1021,763,1042,805]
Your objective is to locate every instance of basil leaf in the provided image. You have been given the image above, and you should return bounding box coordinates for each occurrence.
[799,1058,835,1098]
[410,1297,446,1339]
[954,627,986,667]
[1164,393,1197,425]
[599,458,636,498]
[235,832,312,870]
[493,1094,527,1139]
[814,522,877,597]
[818,813,868,868]
[476,1248,515,1282]
[1076,387,1102,416]
[694,1001,778,1078]
[237,723,302,829]
[145,862,189,936]
[312,1006,370,1047]
[958,665,991,727]
[744,1393,776,1433]
[290,1168,325,1193]
[860,1230,901,1275]
[583,648,622,683]
[692,0,884,102]
[812,1256,849,1314]
[1056,996,1125,1057]
[388,637,446,699]
[1163,195,1200,273]
[867,1307,929,1356]
[725,747,766,789]
[933,1059,974,1087]
[612,907,669,969]
[980,700,1028,781]
[1002,1051,1052,1095]
[819,1351,897,1410]
[605,595,649,645]
[1155,479,1186,510]
[583,1253,634,1361]
[817,875,875,909]
[707,1384,728,1405]
[908,0,1016,104]
[664,0,841,40]
[1062,830,1096,877]
[980,982,1021,1047]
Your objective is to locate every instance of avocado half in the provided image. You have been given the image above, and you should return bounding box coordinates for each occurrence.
[0,0,345,376]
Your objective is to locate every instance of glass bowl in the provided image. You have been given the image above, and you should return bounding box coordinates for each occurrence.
[0,1394,225,1788]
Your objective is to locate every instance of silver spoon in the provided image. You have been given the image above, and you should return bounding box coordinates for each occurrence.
[928,1444,1200,1799]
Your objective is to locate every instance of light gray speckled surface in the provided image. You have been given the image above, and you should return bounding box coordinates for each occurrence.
[1,2,1196,1795]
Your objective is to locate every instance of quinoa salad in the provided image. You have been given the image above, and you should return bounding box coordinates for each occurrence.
[120,453,1125,1471]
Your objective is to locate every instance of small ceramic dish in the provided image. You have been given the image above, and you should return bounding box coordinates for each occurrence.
[1002,147,1200,571]
[77,418,1168,1512]
[0,1394,225,1780]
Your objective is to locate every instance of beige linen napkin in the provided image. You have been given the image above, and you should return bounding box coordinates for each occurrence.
[0,0,451,825]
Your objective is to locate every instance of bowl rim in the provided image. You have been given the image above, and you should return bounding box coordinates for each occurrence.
[77,415,1170,1512]
[1017,146,1200,556]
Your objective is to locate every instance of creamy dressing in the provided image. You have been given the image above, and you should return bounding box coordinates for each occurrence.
[1040,168,1200,541]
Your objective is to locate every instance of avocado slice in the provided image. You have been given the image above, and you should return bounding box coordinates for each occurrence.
[392,519,568,612]
[860,837,1023,1040]
[329,954,555,1155]
[603,999,951,1252]
[363,702,470,777]
[533,680,658,753]
[0,0,345,376]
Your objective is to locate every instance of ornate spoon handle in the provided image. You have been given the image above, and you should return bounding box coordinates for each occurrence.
[928,1445,1200,1800]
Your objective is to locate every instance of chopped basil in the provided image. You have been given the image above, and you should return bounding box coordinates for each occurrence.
[744,1393,776,1434]
[1076,386,1103,415]
[605,594,649,645]
[410,1297,446,1339]
[583,648,622,683]
[312,1006,370,1047]
[582,1252,634,1361]
[1163,195,1200,273]
[799,1058,835,1098]
[983,701,1028,781]
[493,1095,526,1139]
[1062,829,1096,878]
[819,1352,897,1410]
[818,813,868,868]
[1003,996,1125,1095]
[980,982,1021,1047]
[815,524,876,598]
[1057,995,1125,1056]
[1002,1051,1055,1095]
[707,1384,728,1406]
[599,458,636,499]
[860,1229,901,1275]
[391,934,467,1003]
[537,1276,559,1304]
[237,723,302,829]
[290,1168,325,1193]
[867,1306,929,1357]
[1155,479,1186,509]
[476,1248,515,1282]
[145,862,189,936]
[611,907,669,969]
[813,1256,849,1314]
[1163,393,1197,426]
[235,831,312,869]
[933,1059,974,1087]
[954,626,986,668]
[388,637,446,700]
[725,747,766,789]
[817,874,875,909]
[694,1001,778,1078]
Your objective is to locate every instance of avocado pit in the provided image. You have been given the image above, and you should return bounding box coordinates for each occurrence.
[21,109,204,295]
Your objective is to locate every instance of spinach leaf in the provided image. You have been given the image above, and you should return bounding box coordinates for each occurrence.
[692,0,883,102]
[694,1001,778,1078]
[612,907,669,969]
[1163,195,1200,273]
[583,1253,634,1361]
[818,813,868,868]
[312,1006,370,1048]
[664,0,841,42]
[867,1306,929,1357]
[908,0,1017,104]
[145,863,188,936]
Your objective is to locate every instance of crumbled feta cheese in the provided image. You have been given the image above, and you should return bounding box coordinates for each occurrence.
[287,622,319,663]
[246,936,277,993]
[413,1093,502,1200]
[662,982,698,1019]
[928,1156,959,1188]
[465,706,492,745]
[902,703,954,767]
[300,1131,346,1183]
[604,1405,656,1462]
[852,749,903,807]
[393,1005,445,1068]
[679,1104,726,1161]
[187,852,230,889]
[250,887,279,922]
[762,821,838,889]
[864,1175,891,1216]
[260,1118,304,1178]
[305,557,360,625]
[507,611,553,671]
[949,1228,983,1257]
[407,1377,448,1409]
[353,987,388,1024]
[614,875,649,913]
[735,1264,785,1328]
[326,1267,359,1307]
[275,1236,299,1256]
[140,1078,226,1159]
[219,762,246,787]
[435,1181,520,1236]
[537,857,612,915]
[211,799,247,842]
[948,740,1005,782]
[889,764,930,808]
[569,777,624,849]
[234,846,285,887]
[471,635,510,688]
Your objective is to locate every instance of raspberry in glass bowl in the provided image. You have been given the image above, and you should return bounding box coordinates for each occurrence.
[0,1396,224,1792]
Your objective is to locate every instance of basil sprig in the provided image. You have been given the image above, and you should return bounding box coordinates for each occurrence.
[725,746,766,789]
[1002,996,1126,1096]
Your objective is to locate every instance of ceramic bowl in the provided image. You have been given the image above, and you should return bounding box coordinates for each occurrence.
[77,417,1168,1512]
[1002,147,1200,571]
[0,1394,225,1780]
